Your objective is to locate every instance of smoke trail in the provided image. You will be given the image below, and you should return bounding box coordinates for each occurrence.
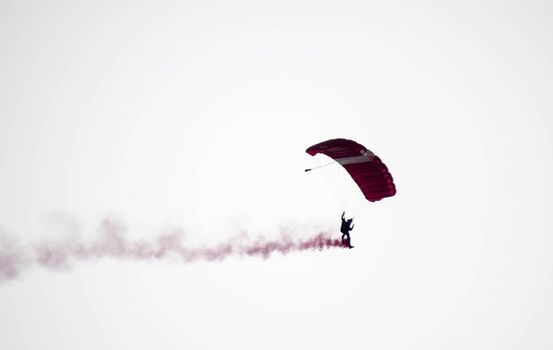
[0,236,30,282]
[0,219,347,283]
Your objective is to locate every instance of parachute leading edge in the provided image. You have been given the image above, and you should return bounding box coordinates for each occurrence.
[306,138,396,202]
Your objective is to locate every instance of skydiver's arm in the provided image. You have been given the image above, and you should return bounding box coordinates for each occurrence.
[351,224,354,230]
[341,212,345,220]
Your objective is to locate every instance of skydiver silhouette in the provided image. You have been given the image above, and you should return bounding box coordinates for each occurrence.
[340,211,354,248]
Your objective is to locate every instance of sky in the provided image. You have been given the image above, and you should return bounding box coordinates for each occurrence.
[1,0,553,349]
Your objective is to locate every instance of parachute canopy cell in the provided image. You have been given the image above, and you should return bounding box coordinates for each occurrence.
[306,138,396,202]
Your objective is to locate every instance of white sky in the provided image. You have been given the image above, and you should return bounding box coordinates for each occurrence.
[1,0,552,349]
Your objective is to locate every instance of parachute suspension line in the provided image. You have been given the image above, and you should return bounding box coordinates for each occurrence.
[304,161,336,172]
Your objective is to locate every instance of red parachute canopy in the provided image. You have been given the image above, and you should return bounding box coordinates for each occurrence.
[306,138,396,202]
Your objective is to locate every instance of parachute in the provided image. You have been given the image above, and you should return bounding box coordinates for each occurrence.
[305,138,396,202]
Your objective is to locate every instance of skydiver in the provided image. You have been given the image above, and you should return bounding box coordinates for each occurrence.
[340,211,354,248]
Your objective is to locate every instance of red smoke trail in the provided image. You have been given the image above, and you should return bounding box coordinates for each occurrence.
[0,236,30,282]
[0,219,347,283]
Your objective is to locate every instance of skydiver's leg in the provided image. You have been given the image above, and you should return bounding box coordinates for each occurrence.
[346,233,353,248]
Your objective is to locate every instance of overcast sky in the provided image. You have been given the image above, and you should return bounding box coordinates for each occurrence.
[1,1,552,349]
